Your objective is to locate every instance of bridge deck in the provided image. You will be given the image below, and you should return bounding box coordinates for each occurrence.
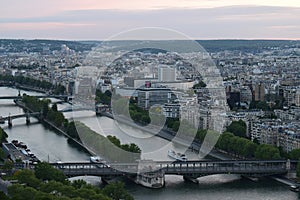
[50,160,292,178]
[1,112,40,121]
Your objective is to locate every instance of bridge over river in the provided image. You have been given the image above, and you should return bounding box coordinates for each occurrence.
[0,94,70,100]
[50,159,296,179]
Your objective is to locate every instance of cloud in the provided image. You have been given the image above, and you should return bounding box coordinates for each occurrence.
[0,5,299,40]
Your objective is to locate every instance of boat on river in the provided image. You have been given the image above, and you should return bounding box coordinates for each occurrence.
[168,150,187,162]
[290,185,300,192]
[90,156,107,164]
[135,171,165,188]
[133,160,165,188]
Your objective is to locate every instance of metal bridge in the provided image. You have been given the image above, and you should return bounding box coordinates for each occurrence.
[51,160,294,179]
[0,95,70,100]
[0,112,41,127]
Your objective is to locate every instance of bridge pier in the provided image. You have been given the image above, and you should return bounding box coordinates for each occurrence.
[8,116,12,128]
[26,113,30,125]
[183,175,199,184]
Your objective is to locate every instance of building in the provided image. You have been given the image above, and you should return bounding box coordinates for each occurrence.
[250,120,281,146]
[282,86,300,107]
[158,66,176,82]
[163,103,180,118]
[137,87,177,109]
[254,83,265,101]
[250,119,300,152]
[240,86,252,103]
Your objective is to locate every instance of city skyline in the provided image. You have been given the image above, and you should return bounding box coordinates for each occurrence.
[0,0,299,40]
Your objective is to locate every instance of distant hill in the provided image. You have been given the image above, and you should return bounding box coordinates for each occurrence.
[197,40,300,53]
[0,39,98,53]
[0,39,299,54]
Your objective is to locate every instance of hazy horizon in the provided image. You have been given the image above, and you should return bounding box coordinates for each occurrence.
[0,38,300,41]
[0,1,299,40]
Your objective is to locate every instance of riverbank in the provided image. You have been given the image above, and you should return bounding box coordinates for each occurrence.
[13,98,142,163]
[15,84,47,94]
[13,99,95,157]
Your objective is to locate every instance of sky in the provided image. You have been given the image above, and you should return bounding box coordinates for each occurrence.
[0,0,299,40]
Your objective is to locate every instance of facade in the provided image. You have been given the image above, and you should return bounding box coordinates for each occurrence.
[137,88,176,109]
[199,108,211,130]
[254,83,265,101]
[282,86,300,107]
[240,86,252,103]
[250,119,300,152]
[158,66,176,82]
[163,103,180,118]
[181,102,200,128]
[274,109,297,121]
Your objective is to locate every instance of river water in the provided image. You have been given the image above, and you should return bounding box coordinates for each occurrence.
[0,87,298,200]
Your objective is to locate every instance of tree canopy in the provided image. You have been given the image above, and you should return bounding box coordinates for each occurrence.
[4,163,134,200]
[226,120,247,138]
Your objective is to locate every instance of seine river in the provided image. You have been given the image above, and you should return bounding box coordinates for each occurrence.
[0,87,298,200]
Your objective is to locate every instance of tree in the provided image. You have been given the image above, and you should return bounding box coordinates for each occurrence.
[53,84,66,95]
[0,191,9,200]
[71,179,88,189]
[297,159,300,177]
[192,81,206,89]
[242,141,258,158]
[172,121,180,132]
[52,103,58,112]
[249,101,270,111]
[102,182,134,200]
[8,184,39,200]
[66,121,80,140]
[196,129,207,142]
[255,144,281,160]
[226,120,247,138]
[107,135,141,153]
[14,169,41,189]
[1,160,14,170]
[289,149,300,160]
[42,100,50,118]
[216,132,234,151]
[0,127,8,143]
[35,162,66,183]
[95,89,112,105]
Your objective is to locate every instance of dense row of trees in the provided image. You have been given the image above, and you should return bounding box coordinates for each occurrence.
[216,132,260,158]
[129,102,151,125]
[0,127,8,161]
[0,74,52,90]
[0,74,66,94]
[111,97,151,126]
[74,121,141,163]
[107,135,141,153]
[197,129,292,160]
[22,95,141,156]
[22,95,80,141]
[196,130,284,160]
[2,162,133,200]
[0,127,8,143]
[198,131,281,160]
